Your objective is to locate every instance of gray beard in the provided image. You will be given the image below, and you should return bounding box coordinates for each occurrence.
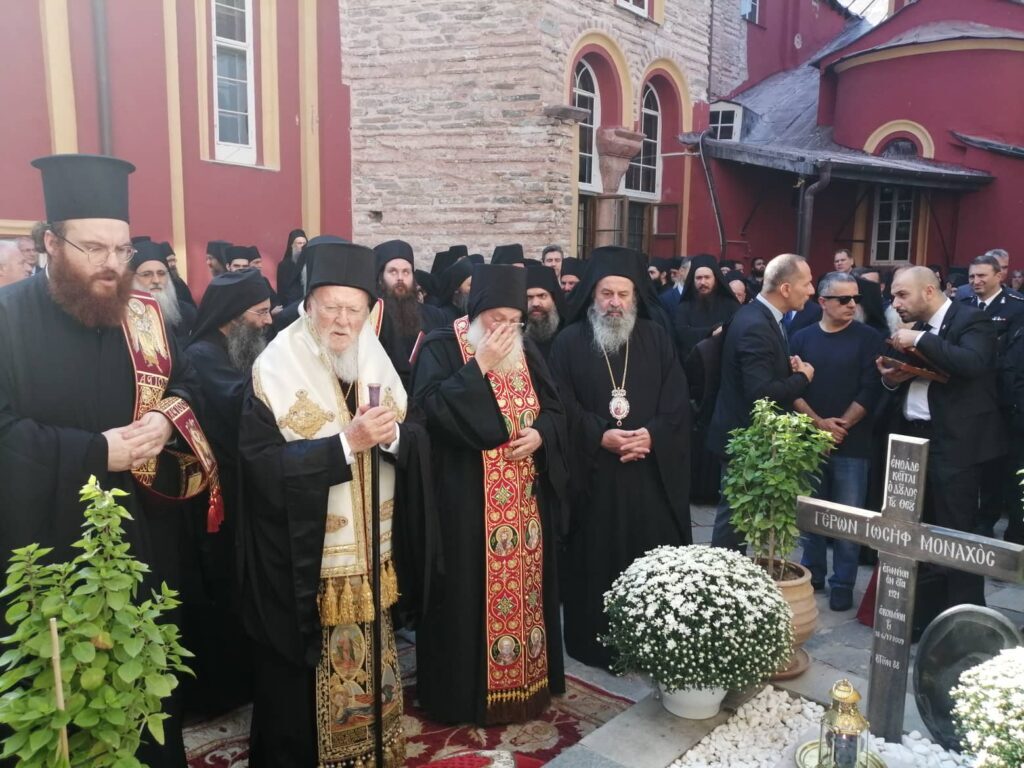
[526,307,560,343]
[467,316,524,374]
[331,341,360,384]
[588,302,637,355]
[150,285,182,327]
[225,320,267,371]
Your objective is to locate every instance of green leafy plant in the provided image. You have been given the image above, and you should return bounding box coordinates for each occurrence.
[0,477,191,767]
[722,398,834,580]
[602,545,793,692]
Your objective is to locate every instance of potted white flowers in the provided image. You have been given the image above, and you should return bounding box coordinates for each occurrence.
[950,646,1024,768]
[602,545,793,719]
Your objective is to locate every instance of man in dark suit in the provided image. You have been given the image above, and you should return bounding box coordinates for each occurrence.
[708,253,817,549]
[878,266,1006,608]
[658,256,692,315]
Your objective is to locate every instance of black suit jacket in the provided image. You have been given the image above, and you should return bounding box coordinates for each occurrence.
[893,300,1006,466]
[707,299,809,456]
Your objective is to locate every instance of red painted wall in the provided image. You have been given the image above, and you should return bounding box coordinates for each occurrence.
[0,1,352,301]
[738,0,851,92]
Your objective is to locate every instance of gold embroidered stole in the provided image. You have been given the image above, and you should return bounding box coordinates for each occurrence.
[453,316,549,721]
[121,292,223,531]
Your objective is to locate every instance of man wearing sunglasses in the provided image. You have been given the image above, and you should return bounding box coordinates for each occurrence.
[790,272,885,611]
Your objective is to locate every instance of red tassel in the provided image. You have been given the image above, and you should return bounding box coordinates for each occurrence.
[207,484,224,533]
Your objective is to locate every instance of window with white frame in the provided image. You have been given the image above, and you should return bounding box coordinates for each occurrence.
[624,84,660,195]
[741,0,759,23]
[709,105,742,141]
[871,185,915,264]
[212,0,256,164]
[617,0,650,17]
[574,61,601,191]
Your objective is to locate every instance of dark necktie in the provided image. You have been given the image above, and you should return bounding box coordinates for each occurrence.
[779,320,790,353]
[922,322,933,333]
[978,300,987,311]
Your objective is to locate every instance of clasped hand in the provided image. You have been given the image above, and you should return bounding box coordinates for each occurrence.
[345,405,398,453]
[504,427,542,462]
[601,428,651,463]
[103,411,174,471]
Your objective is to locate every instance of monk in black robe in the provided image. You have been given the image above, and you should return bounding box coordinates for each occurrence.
[433,257,474,325]
[182,269,272,717]
[673,253,740,360]
[549,246,692,669]
[237,242,433,768]
[525,264,564,361]
[373,239,446,389]
[412,264,568,725]
[129,240,197,344]
[0,154,220,767]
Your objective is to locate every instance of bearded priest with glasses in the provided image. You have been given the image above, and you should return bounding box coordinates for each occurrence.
[548,246,692,670]
[0,154,222,766]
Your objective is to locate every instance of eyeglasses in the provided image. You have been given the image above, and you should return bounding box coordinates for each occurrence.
[52,232,136,266]
[246,308,272,318]
[135,269,168,281]
[316,304,367,320]
[821,295,862,305]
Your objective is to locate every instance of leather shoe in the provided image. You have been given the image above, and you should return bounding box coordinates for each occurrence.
[829,587,853,612]
[811,579,825,593]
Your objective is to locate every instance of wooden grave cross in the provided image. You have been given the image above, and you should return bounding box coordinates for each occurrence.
[795,434,1024,742]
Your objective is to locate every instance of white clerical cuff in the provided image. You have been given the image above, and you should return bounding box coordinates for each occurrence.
[382,427,400,456]
[339,433,355,465]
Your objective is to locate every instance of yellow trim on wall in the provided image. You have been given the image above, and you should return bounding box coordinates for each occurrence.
[194,0,211,160]
[864,119,935,159]
[298,0,320,233]
[651,0,666,25]
[259,0,280,170]
[565,31,634,127]
[851,186,868,266]
[39,0,78,153]
[162,0,188,280]
[0,220,37,237]
[681,157,692,253]
[641,58,693,131]
[834,39,1024,74]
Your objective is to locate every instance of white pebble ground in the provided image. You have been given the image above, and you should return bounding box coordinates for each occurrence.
[669,686,974,768]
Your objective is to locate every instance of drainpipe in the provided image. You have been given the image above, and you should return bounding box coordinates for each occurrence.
[797,162,832,258]
[92,0,113,155]
[699,130,727,260]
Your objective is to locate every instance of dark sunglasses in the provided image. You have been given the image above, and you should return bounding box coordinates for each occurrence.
[821,295,862,305]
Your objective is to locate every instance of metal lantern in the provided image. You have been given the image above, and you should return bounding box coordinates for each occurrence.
[796,680,885,768]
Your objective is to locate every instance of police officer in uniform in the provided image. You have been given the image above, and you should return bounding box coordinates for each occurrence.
[963,252,1024,538]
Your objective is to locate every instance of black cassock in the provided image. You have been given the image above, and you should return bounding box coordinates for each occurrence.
[412,329,568,725]
[236,387,434,767]
[182,333,251,716]
[0,272,198,766]
[549,318,692,668]
[378,303,447,391]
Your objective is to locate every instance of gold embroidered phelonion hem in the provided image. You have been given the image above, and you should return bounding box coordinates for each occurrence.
[317,728,406,768]
[317,561,400,626]
[485,677,550,706]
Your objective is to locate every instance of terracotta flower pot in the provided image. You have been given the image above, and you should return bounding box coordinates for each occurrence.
[759,558,818,680]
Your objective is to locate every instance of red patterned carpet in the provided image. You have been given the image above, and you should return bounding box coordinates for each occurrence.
[184,641,633,766]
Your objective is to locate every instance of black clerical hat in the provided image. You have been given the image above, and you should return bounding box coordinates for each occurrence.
[246,246,261,262]
[129,240,168,272]
[469,253,484,265]
[32,154,135,223]
[449,245,469,260]
[468,264,527,319]
[492,244,525,266]
[159,241,175,258]
[415,269,436,298]
[564,246,657,324]
[131,235,152,245]
[207,240,233,266]
[225,245,251,265]
[305,241,378,302]
[374,239,414,275]
[440,258,475,301]
[526,263,565,315]
[560,257,582,278]
[431,249,457,276]
[190,268,272,343]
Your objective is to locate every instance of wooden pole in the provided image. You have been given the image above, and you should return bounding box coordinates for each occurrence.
[368,384,385,768]
[48,618,70,763]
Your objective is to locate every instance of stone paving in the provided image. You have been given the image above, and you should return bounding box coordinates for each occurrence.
[549,504,1024,768]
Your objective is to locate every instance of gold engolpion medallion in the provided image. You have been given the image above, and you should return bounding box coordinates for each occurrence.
[278,390,335,439]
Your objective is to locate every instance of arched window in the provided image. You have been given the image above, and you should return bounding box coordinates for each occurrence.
[880,138,918,158]
[625,84,660,195]
[574,60,600,190]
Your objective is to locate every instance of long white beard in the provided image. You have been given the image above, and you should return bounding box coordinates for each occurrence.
[150,284,182,327]
[467,316,525,374]
[589,302,637,355]
[331,341,360,384]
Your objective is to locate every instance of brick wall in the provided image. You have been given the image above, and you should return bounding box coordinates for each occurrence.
[339,0,741,266]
